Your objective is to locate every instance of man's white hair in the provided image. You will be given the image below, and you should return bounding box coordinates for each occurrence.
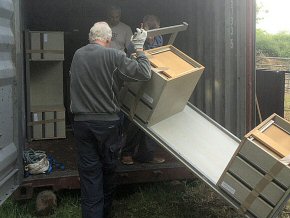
[89,22,112,43]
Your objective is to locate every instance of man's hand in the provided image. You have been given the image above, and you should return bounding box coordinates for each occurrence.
[131,28,147,50]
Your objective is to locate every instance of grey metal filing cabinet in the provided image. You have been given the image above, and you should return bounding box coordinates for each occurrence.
[122,45,205,126]
[218,114,290,218]
[25,31,66,140]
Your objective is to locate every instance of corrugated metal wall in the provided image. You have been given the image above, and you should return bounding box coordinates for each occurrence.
[183,0,252,137]
[24,0,255,137]
[0,0,23,204]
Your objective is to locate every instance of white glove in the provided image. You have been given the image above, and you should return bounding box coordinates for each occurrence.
[131,28,147,50]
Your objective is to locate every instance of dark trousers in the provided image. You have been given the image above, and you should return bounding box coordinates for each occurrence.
[73,120,121,218]
[122,118,155,162]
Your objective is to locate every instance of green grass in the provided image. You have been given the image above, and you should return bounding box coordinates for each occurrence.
[1,180,289,218]
[111,180,242,218]
[0,190,81,218]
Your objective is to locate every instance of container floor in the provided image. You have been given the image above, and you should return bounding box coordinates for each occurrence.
[21,130,193,186]
[27,130,181,171]
[15,129,194,200]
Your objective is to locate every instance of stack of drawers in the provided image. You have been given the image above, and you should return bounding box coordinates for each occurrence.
[218,114,290,218]
[121,45,205,126]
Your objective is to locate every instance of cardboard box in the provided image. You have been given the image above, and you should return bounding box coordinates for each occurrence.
[30,105,66,140]
[28,31,64,61]
[121,45,204,126]
[218,114,290,218]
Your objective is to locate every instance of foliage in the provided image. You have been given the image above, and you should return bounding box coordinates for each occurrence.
[111,181,242,218]
[0,181,289,217]
[0,181,243,218]
[0,190,81,218]
[256,2,290,58]
[256,29,290,58]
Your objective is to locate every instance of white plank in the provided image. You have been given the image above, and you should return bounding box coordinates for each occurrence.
[149,105,240,184]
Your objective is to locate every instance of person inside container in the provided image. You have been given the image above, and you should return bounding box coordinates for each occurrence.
[143,14,163,49]
[70,22,150,218]
[106,4,133,53]
[121,14,165,165]
[126,14,163,56]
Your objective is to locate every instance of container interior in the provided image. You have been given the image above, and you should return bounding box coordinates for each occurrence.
[21,0,249,181]
[22,0,253,138]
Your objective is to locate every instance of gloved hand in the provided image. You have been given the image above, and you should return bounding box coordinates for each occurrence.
[131,28,147,50]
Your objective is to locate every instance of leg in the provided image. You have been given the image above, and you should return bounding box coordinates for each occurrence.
[90,120,121,218]
[134,132,154,162]
[135,134,165,164]
[73,121,104,218]
[121,121,143,164]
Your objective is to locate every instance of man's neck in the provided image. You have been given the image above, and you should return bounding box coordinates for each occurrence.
[93,39,108,47]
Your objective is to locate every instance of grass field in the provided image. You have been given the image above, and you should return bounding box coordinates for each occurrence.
[0,180,289,218]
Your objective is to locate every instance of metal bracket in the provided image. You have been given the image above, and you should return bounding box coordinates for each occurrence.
[146,22,188,45]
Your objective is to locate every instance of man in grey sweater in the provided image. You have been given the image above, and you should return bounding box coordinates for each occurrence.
[70,22,151,218]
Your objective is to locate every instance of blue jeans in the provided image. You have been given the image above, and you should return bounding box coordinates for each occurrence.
[73,120,121,218]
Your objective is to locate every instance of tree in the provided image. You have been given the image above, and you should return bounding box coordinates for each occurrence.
[256,1,290,58]
[256,29,290,58]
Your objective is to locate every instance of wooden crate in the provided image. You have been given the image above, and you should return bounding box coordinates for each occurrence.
[218,114,290,218]
[27,31,64,61]
[29,105,66,140]
[121,45,204,126]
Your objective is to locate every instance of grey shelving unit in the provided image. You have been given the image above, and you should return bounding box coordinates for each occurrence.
[25,30,66,140]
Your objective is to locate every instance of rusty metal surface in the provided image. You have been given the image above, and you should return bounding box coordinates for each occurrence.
[14,166,193,200]
[13,171,80,200]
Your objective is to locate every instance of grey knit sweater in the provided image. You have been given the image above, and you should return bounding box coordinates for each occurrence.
[70,43,151,121]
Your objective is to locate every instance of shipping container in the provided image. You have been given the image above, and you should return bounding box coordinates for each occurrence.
[1,0,274,217]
